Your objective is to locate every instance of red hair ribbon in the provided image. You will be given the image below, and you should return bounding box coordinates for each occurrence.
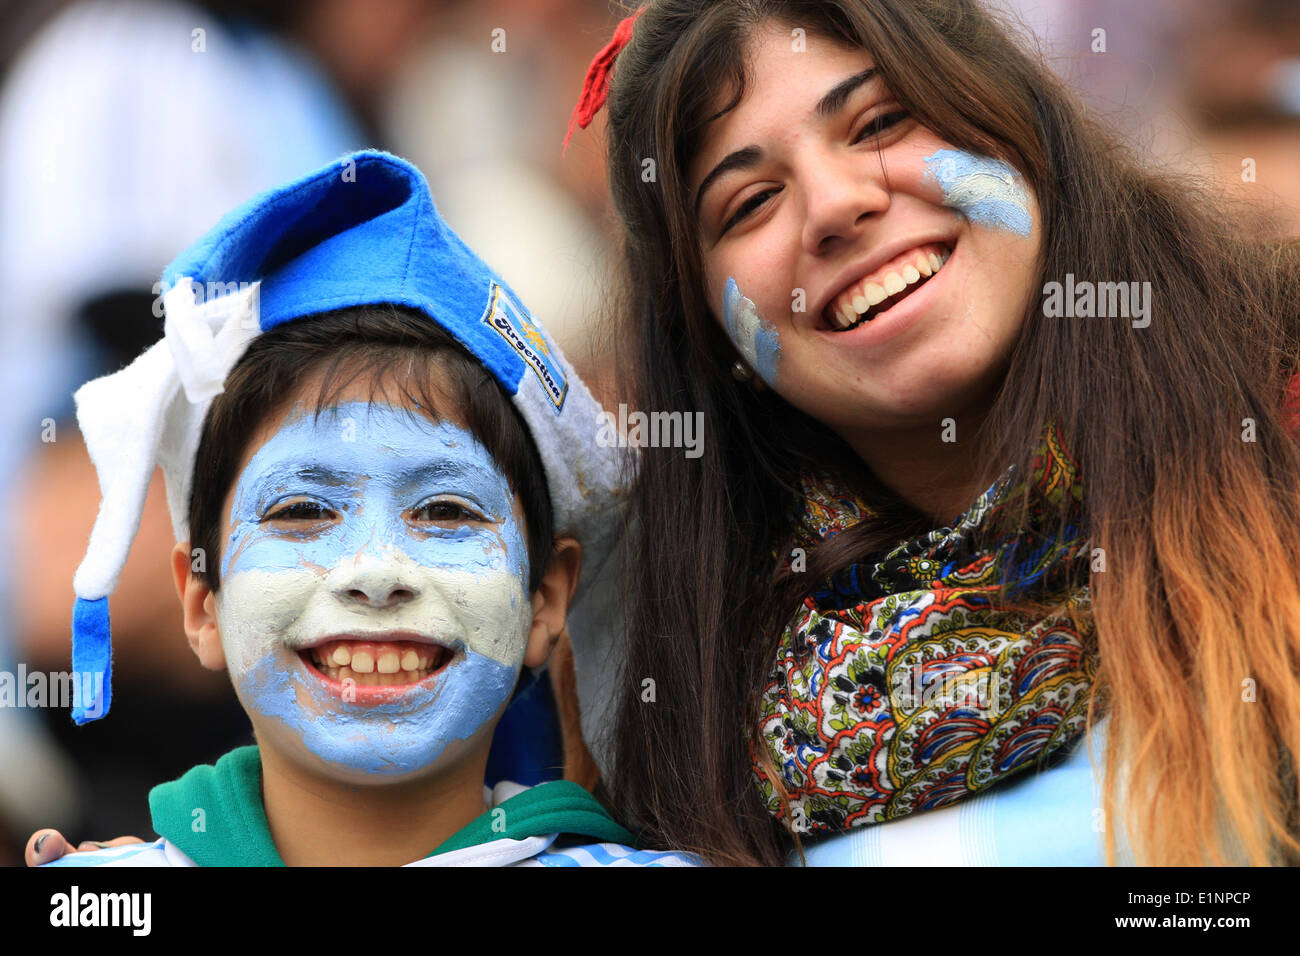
[562,7,644,155]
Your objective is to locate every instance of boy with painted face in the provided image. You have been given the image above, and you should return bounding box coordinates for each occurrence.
[43,151,694,867]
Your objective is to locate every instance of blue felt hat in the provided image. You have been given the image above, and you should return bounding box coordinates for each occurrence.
[69,150,624,723]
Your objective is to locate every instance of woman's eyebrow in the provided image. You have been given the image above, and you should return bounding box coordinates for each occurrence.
[694,145,763,214]
[815,68,878,119]
[693,69,880,215]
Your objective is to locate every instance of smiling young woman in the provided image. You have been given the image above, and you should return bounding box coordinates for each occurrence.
[596,0,1300,866]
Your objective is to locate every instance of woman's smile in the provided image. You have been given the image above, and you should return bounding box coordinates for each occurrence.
[806,240,958,355]
[818,240,952,332]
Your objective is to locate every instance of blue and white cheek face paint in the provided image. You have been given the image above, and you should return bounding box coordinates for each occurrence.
[214,401,532,780]
[923,149,1033,238]
[723,277,781,387]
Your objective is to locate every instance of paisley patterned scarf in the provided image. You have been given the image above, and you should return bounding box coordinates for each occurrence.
[753,426,1100,835]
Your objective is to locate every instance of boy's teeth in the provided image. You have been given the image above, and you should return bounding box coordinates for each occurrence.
[882,271,906,295]
[902,264,920,283]
[864,282,886,307]
[306,639,446,686]
[928,252,942,271]
[915,253,933,277]
[312,663,436,687]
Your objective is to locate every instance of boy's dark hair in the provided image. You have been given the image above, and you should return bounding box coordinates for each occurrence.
[187,305,554,593]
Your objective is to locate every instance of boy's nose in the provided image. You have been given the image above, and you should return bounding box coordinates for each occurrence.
[330,554,421,608]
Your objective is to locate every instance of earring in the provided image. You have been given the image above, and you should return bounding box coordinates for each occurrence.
[731,360,753,382]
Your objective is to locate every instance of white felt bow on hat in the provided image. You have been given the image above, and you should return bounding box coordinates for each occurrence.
[72,278,262,603]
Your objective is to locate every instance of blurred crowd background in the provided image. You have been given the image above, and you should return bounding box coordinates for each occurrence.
[0,0,1296,864]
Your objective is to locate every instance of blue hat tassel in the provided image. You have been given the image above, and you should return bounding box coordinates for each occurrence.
[71,596,112,723]
[68,279,259,726]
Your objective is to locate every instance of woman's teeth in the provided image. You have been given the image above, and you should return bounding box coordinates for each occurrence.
[304,640,447,687]
[828,243,950,331]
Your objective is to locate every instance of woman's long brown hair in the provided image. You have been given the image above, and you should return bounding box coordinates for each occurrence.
[601,0,1300,866]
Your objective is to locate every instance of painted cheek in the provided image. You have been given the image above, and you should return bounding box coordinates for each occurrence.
[723,277,782,387]
[215,564,319,680]
[923,149,1033,238]
[400,514,529,586]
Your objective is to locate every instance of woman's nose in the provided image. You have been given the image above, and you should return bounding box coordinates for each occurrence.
[800,150,890,255]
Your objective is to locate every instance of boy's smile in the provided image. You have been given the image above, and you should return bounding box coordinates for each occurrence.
[212,394,535,780]
[301,634,453,695]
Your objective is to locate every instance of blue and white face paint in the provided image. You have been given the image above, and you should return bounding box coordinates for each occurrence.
[924,149,1033,238]
[723,277,781,387]
[214,401,533,779]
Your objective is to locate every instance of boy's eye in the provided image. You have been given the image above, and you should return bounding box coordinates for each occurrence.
[853,109,909,144]
[721,187,783,235]
[264,500,333,522]
[410,499,486,524]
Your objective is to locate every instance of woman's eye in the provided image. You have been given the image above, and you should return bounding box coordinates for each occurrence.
[264,501,331,522]
[853,110,909,144]
[721,187,782,235]
[412,500,483,523]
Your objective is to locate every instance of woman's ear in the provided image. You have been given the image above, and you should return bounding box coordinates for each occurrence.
[169,542,227,671]
[523,537,582,669]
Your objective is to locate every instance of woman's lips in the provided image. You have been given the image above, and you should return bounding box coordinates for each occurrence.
[815,239,959,349]
[824,242,952,331]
